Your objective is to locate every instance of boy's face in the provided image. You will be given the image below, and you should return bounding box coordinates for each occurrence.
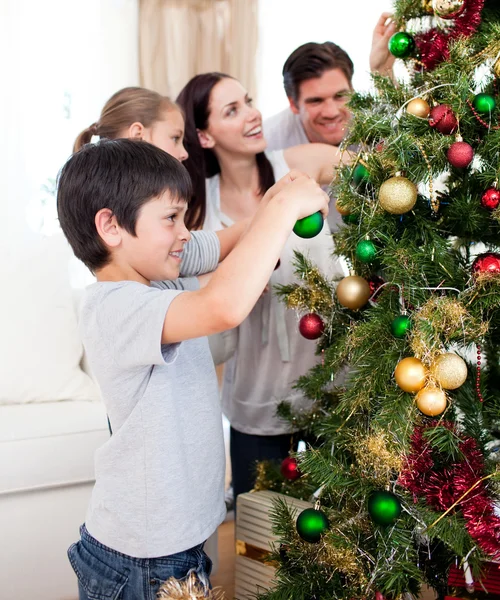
[120,191,191,284]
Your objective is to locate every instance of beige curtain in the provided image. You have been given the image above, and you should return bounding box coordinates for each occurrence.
[139,0,258,99]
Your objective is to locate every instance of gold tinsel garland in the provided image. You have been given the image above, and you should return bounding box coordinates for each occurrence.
[286,267,333,314]
[316,544,366,584]
[353,432,402,482]
[157,573,224,600]
[410,297,487,362]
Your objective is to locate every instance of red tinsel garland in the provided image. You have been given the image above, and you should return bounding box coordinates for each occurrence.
[414,0,486,70]
[399,423,500,559]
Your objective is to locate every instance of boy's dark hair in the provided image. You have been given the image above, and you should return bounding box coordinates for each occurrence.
[282,41,354,103]
[57,138,192,273]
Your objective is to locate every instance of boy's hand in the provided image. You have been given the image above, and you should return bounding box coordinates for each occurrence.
[261,170,309,207]
[273,175,330,221]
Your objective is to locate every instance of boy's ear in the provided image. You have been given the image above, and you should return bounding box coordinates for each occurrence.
[95,209,122,248]
[197,129,215,149]
[288,96,300,115]
[127,121,146,140]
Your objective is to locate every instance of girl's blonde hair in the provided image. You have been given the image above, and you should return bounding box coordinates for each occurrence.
[73,87,180,152]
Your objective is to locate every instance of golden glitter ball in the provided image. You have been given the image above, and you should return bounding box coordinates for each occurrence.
[379,176,418,215]
[336,275,371,310]
[335,200,350,216]
[395,357,427,393]
[416,386,447,416]
[432,0,465,19]
[407,98,431,118]
[432,353,468,390]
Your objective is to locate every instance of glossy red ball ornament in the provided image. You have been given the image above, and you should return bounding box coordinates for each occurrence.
[447,141,474,168]
[429,104,458,135]
[299,313,325,340]
[280,456,301,481]
[481,188,500,211]
[472,253,500,277]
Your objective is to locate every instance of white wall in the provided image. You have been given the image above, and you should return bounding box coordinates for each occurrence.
[257,0,394,119]
[1,0,139,251]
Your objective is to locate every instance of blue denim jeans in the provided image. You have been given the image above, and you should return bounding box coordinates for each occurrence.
[68,525,212,600]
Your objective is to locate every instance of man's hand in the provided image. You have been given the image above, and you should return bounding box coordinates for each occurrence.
[369,12,397,77]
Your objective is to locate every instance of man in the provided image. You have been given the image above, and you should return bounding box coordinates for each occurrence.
[264,13,396,152]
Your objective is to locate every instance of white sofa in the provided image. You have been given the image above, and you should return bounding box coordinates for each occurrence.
[0,235,219,600]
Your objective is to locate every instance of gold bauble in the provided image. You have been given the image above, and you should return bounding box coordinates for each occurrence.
[407,98,431,118]
[416,386,447,416]
[432,0,465,19]
[432,353,468,390]
[335,200,350,216]
[379,177,418,215]
[336,276,371,310]
[394,357,427,393]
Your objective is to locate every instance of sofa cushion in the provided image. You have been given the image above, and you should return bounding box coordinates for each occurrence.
[0,401,109,493]
[0,234,100,404]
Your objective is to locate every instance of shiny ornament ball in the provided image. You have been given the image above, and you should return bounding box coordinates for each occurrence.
[352,163,370,187]
[472,93,496,114]
[336,276,371,310]
[432,353,468,390]
[481,188,500,211]
[293,211,323,239]
[407,98,431,118]
[296,508,329,543]
[391,315,412,338]
[472,253,500,277]
[416,386,447,416]
[379,177,418,214]
[432,0,466,19]
[342,213,359,225]
[429,104,458,135]
[355,240,378,264]
[447,141,474,168]
[299,313,324,340]
[395,357,427,393]
[388,32,415,59]
[335,201,351,216]
[368,491,402,526]
[280,456,301,481]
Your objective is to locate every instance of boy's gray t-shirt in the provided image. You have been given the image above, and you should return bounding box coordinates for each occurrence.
[81,277,226,558]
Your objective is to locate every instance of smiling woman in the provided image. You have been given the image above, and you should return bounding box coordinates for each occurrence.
[176,72,350,503]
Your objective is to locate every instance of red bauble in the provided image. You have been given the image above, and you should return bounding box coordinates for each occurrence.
[280,456,301,481]
[299,313,324,340]
[472,253,500,277]
[429,104,458,135]
[481,188,500,211]
[367,275,385,301]
[447,141,474,168]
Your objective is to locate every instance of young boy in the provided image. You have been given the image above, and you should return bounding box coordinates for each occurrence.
[57,138,328,600]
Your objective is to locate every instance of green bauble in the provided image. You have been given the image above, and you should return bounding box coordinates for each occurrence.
[352,163,370,186]
[293,211,323,239]
[296,508,329,543]
[472,93,496,114]
[388,32,415,59]
[342,213,360,225]
[391,315,412,338]
[368,491,402,526]
[355,240,377,263]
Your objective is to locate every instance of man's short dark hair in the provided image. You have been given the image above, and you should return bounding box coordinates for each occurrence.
[282,41,354,103]
[57,138,192,273]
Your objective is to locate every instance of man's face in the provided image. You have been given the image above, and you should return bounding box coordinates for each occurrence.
[289,68,352,146]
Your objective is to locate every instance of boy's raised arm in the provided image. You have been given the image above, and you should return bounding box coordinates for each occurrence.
[161,174,329,344]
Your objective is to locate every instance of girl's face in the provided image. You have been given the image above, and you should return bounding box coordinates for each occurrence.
[143,109,188,162]
[202,78,266,156]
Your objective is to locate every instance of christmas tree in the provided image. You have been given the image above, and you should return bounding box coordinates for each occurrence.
[256,1,500,598]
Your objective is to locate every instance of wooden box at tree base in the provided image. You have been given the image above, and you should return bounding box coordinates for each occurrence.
[234,490,312,600]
